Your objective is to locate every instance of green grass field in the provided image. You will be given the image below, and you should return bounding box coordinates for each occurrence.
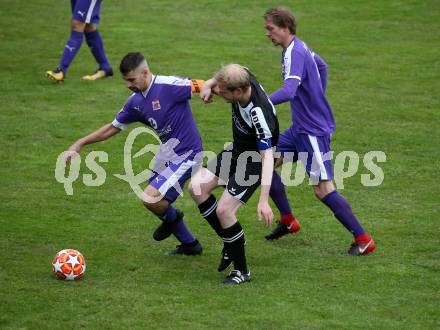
[1,0,439,328]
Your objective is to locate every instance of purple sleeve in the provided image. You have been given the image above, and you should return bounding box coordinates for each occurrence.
[313,53,328,92]
[285,49,305,81]
[168,77,192,102]
[112,97,139,130]
[269,78,301,105]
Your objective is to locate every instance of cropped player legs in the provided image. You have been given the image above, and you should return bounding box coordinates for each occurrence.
[84,24,113,77]
[59,19,86,74]
[48,0,111,80]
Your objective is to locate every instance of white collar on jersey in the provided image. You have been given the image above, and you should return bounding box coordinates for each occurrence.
[142,75,156,98]
[238,100,253,112]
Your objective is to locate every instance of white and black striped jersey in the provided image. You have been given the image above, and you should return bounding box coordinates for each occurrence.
[231,72,279,153]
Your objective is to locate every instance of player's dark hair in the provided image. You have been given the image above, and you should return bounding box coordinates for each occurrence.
[264,7,297,35]
[119,52,146,75]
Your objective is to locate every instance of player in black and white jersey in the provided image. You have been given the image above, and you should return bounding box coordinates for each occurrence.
[189,64,279,285]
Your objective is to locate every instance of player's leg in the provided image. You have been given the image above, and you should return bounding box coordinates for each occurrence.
[189,149,239,272]
[216,191,250,285]
[215,157,262,285]
[315,180,376,256]
[266,127,301,239]
[144,159,203,255]
[47,0,90,81]
[142,185,202,255]
[82,1,113,80]
[302,134,375,256]
[189,167,223,235]
[189,149,233,239]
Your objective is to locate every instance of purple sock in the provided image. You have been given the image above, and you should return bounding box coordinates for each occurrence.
[159,204,177,223]
[60,31,83,73]
[159,205,195,244]
[269,171,292,215]
[173,219,196,244]
[321,191,365,236]
[85,30,111,71]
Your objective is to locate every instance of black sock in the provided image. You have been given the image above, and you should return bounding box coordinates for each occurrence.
[198,194,222,236]
[222,222,248,274]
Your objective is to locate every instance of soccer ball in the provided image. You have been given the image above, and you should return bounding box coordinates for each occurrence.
[52,249,86,280]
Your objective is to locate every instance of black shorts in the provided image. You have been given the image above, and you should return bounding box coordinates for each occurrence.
[206,147,262,203]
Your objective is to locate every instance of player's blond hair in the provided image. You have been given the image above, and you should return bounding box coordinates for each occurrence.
[214,64,250,91]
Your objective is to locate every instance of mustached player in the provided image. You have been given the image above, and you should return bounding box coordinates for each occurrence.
[64,52,206,255]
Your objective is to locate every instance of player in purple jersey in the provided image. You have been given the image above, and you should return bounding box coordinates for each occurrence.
[263,7,376,256]
[64,52,205,255]
[46,0,112,83]
[190,64,279,285]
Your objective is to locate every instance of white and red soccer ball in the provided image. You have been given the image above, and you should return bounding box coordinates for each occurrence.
[52,249,86,280]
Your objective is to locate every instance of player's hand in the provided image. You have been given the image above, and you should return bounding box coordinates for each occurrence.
[257,200,274,226]
[64,143,81,164]
[200,88,213,104]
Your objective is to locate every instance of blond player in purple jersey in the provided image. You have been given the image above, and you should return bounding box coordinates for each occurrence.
[46,0,112,82]
[263,7,376,256]
[64,53,206,255]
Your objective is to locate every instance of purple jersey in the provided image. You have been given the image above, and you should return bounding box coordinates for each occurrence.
[71,0,101,24]
[112,75,203,158]
[280,37,335,136]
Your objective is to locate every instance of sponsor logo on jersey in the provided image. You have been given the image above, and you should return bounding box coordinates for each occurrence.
[233,112,252,135]
[250,109,264,135]
[152,100,161,111]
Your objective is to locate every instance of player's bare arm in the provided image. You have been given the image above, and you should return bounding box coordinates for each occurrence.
[200,78,220,103]
[64,123,121,164]
[258,148,275,226]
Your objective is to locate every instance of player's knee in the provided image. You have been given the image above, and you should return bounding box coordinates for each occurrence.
[141,189,162,208]
[71,19,86,32]
[188,177,207,199]
[314,187,324,200]
[188,181,197,197]
[314,182,335,200]
[84,24,97,33]
[216,203,233,220]
[142,196,156,209]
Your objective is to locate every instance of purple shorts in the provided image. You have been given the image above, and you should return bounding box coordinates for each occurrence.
[276,126,333,182]
[148,156,201,203]
[71,0,101,24]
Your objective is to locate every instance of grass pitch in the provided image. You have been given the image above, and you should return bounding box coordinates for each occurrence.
[0,0,439,329]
